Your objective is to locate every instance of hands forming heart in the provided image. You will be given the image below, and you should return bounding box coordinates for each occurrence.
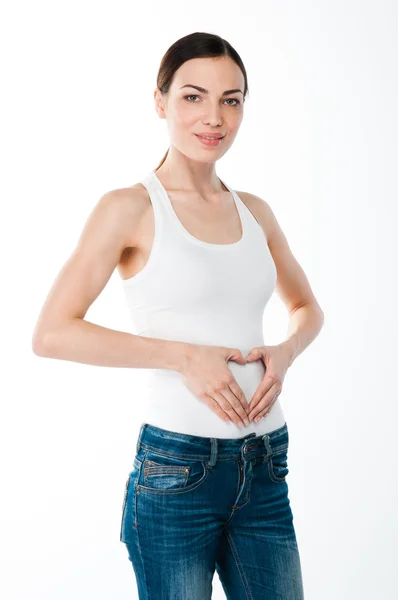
[244,344,292,423]
[181,341,293,427]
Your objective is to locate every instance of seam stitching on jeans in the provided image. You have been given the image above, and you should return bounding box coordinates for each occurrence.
[223,529,254,600]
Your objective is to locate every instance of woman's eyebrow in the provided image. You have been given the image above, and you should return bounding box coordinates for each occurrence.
[180,84,243,96]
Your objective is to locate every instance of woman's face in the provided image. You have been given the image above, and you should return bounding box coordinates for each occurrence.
[154,56,245,163]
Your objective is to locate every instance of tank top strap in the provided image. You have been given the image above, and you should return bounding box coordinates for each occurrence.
[140,170,165,211]
[137,170,168,258]
[218,177,264,239]
[218,177,249,230]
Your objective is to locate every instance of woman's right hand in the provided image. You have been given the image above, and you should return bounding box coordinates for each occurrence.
[179,344,251,427]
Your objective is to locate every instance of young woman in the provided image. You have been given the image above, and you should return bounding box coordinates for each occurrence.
[33,32,324,600]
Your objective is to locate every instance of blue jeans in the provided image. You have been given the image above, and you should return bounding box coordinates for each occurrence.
[120,421,304,599]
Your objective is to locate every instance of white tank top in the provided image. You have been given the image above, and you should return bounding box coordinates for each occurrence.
[121,170,286,438]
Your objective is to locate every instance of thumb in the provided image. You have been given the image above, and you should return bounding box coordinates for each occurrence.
[246,348,261,361]
[226,348,247,364]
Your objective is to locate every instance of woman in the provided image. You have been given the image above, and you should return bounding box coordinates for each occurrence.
[32,32,324,599]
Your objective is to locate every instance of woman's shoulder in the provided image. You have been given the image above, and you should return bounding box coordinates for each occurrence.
[235,189,276,241]
[92,181,153,249]
[102,181,152,221]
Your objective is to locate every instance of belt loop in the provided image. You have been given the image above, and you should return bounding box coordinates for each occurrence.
[209,438,218,467]
[262,433,272,456]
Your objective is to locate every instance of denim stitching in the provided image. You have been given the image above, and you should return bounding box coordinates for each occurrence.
[135,472,149,598]
[119,475,130,541]
[139,442,207,461]
[134,450,146,527]
[268,449,288,483]
[137,461,209,495]
[223,528,254,599]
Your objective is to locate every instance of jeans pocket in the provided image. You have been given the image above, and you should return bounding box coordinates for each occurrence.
[268,446,289,483]
[139,450,208,494]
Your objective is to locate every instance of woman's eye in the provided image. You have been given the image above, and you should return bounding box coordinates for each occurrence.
[225,98,241,107]
[183,95,241,106]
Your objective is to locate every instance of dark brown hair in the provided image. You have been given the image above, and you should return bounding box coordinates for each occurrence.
[154,32,249,170]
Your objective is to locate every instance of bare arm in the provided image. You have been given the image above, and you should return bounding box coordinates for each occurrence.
[239,191,325,366]
[31,188,191,371]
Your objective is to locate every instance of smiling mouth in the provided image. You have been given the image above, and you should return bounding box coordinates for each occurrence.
[195,134,225,140]
[194,134,225,146]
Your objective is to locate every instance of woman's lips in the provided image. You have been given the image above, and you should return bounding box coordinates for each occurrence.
[194,134,225,147]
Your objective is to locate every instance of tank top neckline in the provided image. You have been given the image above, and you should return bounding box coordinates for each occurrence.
[150,170,246,249]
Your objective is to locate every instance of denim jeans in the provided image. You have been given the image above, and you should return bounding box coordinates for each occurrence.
[120,421,304,599]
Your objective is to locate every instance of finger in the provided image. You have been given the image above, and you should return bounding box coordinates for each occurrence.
[229,352,247,365]
[223,386,251,426]
[254,393,281,422]
[228,380,250,415]
[225,348,247,365]
[248,386,281,422]
[246,347,262,362]
[202,394,232,423]
[250,388,281,422]
[248,376,274,413]
[213,389,248,427]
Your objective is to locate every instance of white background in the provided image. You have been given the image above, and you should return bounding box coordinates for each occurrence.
[1,1,397,598]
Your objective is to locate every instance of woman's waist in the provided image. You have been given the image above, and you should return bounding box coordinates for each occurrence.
[147,359,266,404]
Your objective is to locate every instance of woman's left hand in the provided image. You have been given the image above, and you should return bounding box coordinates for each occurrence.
[245,344,292,422]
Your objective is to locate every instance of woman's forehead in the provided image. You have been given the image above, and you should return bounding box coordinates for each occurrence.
[172,57,244,90]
